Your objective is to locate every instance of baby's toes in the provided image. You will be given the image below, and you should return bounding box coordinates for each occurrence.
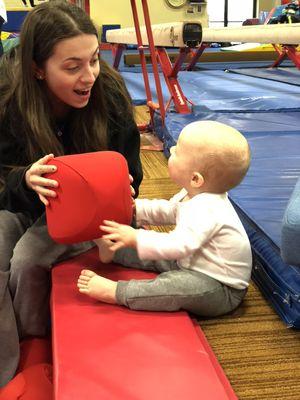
[78,287,89,294]
[77,281,87,289]
[78,274,90,282]
[81,269,97,278]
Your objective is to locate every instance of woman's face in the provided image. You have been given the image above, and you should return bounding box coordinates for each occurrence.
[36,34,100,117]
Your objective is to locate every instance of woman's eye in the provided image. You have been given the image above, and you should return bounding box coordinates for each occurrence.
[90,58,99,66]
[66,66,79,71]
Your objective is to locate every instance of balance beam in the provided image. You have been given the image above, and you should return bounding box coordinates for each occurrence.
[51,248,237,400]
[106,21,202,47]
[202,23,300,45]
[106,21,300,47]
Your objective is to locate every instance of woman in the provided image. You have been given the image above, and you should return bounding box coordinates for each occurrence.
[0,0,142,386]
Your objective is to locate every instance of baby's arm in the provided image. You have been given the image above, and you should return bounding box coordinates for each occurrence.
[136,198,177,226]
[100,217,212,261]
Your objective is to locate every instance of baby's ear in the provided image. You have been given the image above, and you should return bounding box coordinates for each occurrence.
[191,172,204,188]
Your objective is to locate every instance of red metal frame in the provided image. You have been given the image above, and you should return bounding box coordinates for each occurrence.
[111,44,126,69]
[107,0,300,124]
[185,42,300,70]
[130,0,162,127]
[185,43,209,71]
[271,44,300,69]
[156,47,192,114]
[108,0,194,126]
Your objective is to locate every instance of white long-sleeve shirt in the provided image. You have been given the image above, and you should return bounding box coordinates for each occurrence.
[136,189,252,289]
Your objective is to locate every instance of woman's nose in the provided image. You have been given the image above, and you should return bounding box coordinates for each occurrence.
[81,67,96,84]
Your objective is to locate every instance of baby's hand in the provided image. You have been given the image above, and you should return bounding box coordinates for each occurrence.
[100,220,137,251]
[129,174,134,193]
[129,174,135,207]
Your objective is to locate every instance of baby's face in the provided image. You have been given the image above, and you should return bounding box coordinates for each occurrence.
[168,121,250,194]
[168,134,194,188]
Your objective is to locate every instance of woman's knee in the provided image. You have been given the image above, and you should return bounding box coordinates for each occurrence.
[0,211,31,270]
[9,249,50,300]
[0,211,30,240]
[9,218,59,275]
[10,235,49,277]
[10,248,43,278]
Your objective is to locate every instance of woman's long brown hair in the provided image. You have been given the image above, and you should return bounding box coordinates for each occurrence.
[0,0,134,161]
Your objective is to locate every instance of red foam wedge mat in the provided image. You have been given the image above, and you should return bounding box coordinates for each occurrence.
[51,248,237,400]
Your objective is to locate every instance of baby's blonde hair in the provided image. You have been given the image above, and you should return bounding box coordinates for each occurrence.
[180,121,251,193]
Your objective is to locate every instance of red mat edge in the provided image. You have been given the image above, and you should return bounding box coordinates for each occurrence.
[192,320,238,400]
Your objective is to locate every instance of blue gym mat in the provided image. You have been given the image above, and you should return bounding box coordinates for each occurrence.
[122,70,300,111]
[154,107,300,328]
[154,108,300,247]
[227,67,300,87]
[120,61,300,328]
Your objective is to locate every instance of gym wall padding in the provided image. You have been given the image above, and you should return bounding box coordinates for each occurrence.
[5,10,29,32]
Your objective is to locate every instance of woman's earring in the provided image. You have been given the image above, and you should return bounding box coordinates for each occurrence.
[36,74,43,80]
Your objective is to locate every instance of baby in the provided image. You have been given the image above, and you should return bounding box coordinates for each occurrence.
[77,120,252,317]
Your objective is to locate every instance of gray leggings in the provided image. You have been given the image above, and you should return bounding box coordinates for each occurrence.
[0,210,93,387]
[114,248,247,316]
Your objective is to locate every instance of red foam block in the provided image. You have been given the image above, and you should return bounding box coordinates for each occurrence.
[45,151,132,244]
[0,338,53,400]
[0,364,52,400]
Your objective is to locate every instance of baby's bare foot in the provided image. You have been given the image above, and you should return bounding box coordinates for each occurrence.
[77,269,117,304]
[94,238,115,263]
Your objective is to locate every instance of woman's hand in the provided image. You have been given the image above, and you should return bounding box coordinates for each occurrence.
[25,154,58,206]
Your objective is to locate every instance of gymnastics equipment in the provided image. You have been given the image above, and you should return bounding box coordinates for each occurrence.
[0,339,53,400]
[106,12,300,123]
[45,151,132,244]
[106,21,300,47]
[106,21,203,47]
[202,22,300,45]
[152,96,300,328]
[51,248,238,400]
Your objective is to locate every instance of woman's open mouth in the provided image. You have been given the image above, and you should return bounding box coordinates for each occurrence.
[74,89,90,96]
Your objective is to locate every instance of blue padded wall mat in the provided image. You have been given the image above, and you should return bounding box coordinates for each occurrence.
[155,109,300,160]
[227,67,300,87]
[122,70,300,111]
[154,109,300,328]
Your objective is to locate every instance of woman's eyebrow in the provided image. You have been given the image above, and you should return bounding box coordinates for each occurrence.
[63,47,99,62]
